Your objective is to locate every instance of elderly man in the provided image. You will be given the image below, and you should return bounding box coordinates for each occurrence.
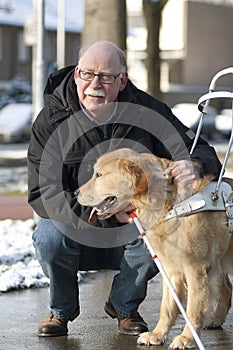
[28,41,221,337]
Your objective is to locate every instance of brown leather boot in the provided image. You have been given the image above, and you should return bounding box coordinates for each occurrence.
[104,299,148,336]
[37,309,79,337]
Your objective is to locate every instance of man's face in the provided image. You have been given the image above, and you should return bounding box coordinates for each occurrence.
[74,46,128,117]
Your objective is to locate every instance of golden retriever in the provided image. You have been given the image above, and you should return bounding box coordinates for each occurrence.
[76,148,233,349]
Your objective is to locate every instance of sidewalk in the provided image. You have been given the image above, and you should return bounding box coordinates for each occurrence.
[0,270,233,350]
[0,143,31,220]
[0,195,33,220]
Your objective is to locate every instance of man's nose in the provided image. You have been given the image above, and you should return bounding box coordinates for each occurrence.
[90,75,102,87]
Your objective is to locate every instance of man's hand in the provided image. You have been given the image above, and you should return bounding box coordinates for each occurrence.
[169,160,202,187]
[115,204,136,224]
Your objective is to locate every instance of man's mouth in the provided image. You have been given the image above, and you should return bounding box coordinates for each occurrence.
[88,196,116,224]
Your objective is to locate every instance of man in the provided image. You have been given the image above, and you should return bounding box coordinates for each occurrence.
[27,41,222,337]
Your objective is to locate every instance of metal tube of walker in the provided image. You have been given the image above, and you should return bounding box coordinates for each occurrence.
[190,67,233,198]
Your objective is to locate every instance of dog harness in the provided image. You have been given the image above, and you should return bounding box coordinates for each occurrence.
[163,181,233,233]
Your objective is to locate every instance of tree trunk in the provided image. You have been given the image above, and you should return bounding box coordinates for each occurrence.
[143,0,168,98]
[81,0,127,51]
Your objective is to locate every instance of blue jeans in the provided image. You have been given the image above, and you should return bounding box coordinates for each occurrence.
[32,219,158,319]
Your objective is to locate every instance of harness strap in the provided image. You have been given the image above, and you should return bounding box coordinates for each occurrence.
[163,181,232,225]
[164,199,206,220]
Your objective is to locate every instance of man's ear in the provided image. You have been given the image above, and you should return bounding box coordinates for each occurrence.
[74,65,79,83]
[119,72,128,91]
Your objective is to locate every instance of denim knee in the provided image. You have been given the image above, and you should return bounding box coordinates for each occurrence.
[32,219,78,264]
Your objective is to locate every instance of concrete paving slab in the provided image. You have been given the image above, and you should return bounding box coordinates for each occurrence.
[0,270,233,350]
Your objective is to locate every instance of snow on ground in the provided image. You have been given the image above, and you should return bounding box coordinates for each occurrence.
[0,219,49,292]
[0,219,87,292]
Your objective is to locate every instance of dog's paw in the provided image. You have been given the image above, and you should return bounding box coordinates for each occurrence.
[137,331,165,346]
[169,335,196,349]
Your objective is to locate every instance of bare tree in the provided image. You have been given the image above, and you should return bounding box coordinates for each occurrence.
[81,0,127,51]
[143,0,168,98]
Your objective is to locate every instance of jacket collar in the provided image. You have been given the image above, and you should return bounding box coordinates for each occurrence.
[118,80,137,103]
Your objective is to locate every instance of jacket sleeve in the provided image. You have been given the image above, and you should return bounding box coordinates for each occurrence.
[27,108,51,218]
[128,84,222,179]
[27,108,87,225]
[161,105,222,178]
[27,108,118,230]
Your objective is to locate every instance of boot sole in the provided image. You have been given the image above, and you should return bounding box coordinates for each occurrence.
[37,332,68,337]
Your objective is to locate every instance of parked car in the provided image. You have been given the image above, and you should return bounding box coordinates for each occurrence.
[172,103,218,140]
[0,103,32,143]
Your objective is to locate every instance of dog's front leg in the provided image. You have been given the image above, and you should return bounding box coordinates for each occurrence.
[137,276,182,346]
[169,265,210,349]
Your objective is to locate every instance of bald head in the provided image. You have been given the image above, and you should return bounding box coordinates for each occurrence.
[79,41,127,71]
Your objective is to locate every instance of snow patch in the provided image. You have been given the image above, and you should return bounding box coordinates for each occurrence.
[0,219,87,292]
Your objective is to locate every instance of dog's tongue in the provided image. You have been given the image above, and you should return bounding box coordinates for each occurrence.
[87,197,116,224]
[88,207,98,224]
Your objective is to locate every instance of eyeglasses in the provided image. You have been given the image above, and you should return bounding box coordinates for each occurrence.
[78,69,122,84]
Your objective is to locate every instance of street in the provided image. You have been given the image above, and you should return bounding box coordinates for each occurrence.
[0,270,233,350]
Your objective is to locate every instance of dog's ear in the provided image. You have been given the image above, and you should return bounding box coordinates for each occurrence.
[118,159,148,193]
[147,156,173,184]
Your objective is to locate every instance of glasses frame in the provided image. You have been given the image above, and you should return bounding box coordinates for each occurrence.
[78,69,122,84]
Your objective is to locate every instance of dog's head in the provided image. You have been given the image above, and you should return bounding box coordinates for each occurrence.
[76,148,171,223]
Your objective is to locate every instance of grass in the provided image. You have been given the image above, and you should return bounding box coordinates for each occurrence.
[0,190,27,196]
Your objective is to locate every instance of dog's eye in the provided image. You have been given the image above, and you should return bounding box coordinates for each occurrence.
[95,172,102,178]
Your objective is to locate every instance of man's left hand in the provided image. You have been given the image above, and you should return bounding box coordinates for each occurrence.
[169,160,202,187]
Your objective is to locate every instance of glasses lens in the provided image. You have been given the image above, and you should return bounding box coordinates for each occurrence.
[99,74,114,84]
[79,71,94,81]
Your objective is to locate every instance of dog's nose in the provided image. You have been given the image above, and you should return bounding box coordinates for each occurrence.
[74,189,79,197]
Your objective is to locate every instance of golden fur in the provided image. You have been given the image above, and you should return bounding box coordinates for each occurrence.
[77,148,233,349]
